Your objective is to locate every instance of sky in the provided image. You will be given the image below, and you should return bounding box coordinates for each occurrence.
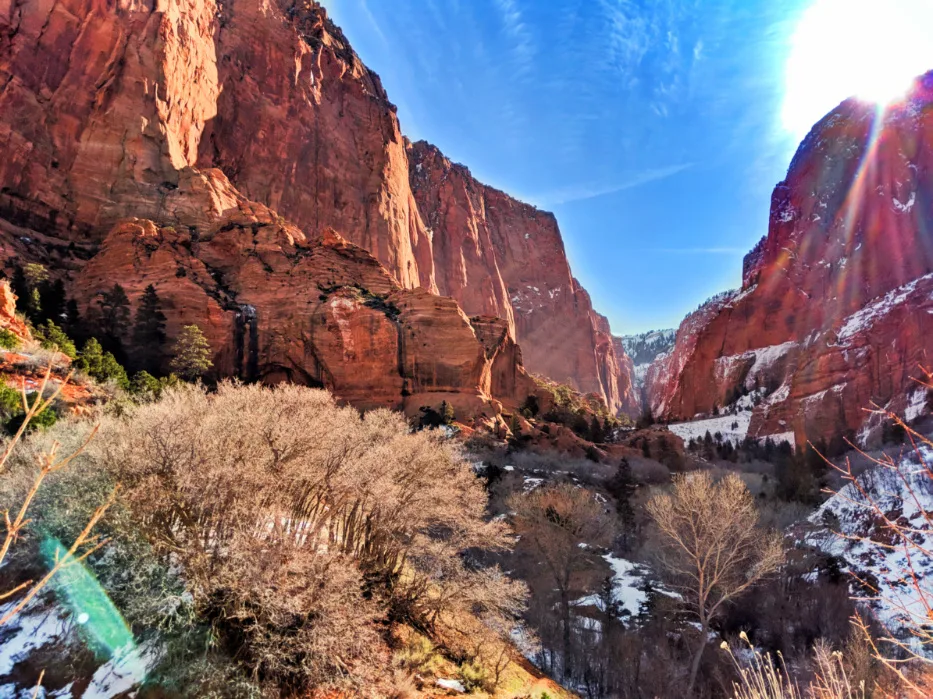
[319,0,933,335]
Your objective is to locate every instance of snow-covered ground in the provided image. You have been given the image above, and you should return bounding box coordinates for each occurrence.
[572,554,677,621]
[805,446,933,647]
[668,411,753,446]
[0,599,154,698]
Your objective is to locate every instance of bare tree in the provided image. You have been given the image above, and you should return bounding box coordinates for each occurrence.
[0,365,114,626]
[508,483,616,678]
[647,471,784,696]
[819,374,933,695]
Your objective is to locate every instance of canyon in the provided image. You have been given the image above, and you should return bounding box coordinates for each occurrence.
[646,76,933,444]
[1,0,930,443]
[0,0,633,419]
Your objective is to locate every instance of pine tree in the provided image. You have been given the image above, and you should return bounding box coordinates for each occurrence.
[170,325,213,381]
[606,458,637,549]
[76,337,129,389]
[440,400,456,425]
[64,299,83,341]
[34,320,77,359]
[131,285,167,373]
[38,278,66,324]
[20,263,48,322]
[589,415,605,444]
[96,283,131,360]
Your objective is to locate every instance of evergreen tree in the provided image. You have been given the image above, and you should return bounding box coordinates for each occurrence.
[170,325,213,381]
[440,400,456,425]
[589,415,605,443]
[64,299,84,342]
[130,370,163,400]
[18,263,48,322]
[606,458,637,549]
[34,320,77,359]
[131,285,167,373]
[96,283,131,360]
[76,337,129,389]
[38,278,66,324]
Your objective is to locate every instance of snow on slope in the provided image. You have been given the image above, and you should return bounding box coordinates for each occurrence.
[619,329,676,391]
[620,329,677,367]
[837,272,933,345]
[668,412,752,446]
[806,446,933,645]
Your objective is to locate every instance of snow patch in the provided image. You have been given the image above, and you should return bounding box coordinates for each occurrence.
[905,389,928,423]
[838,274,933,344]
[436,678,466,693]
[893,191,916,213]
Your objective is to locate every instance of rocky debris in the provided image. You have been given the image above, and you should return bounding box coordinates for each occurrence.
[409,140,638,416]
[647,74,933,444]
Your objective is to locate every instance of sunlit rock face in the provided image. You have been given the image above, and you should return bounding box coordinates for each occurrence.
[0,0,542,419]
[0,0,630,418]
[409,140,639,417]
[648,73,933,444]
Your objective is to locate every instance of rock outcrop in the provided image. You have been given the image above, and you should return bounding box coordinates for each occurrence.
[409,140,638,416]
[0,0,544,418]
[647,74,933,444]
[0,0,632,419]
[0,280,30,343]
[69,170,536,416]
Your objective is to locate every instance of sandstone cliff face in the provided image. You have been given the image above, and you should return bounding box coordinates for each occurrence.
[0,0,629,420]
[408,140,638,416]
[70,170,534,416]
[0,0,539,418]
[648,74,933,443]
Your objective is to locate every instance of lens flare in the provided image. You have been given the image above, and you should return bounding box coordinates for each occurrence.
[40,536,135,660]
[782,0,933,136]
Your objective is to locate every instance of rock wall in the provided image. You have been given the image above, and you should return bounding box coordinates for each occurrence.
[409,140,638,416]
[648,74,933,443]
[0,0,632,418]
[0,0,541,419]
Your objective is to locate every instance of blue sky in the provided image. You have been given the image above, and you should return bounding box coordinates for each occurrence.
[317,0,925,334]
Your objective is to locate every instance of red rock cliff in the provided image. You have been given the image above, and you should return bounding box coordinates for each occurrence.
[0,0,540,418]
[408,140,638,416]
[648,74,933,443]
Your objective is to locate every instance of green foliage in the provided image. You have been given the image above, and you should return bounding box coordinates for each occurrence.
[0,328,20,350]
[132,284,167,373]
[76,337,130,389]
[22,262,49,288]
[440,399,456,425]
[0,382,21,417]
[395,636,443,674]
[130,370,162,398]
[458,660,490,693]
[6,405,57,434]
[169,325,213,381]
[34,319,77,359]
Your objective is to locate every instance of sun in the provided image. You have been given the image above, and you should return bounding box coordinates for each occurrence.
[782,0,933,136]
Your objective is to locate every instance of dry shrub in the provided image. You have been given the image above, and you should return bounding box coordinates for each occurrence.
[90,382,520,694]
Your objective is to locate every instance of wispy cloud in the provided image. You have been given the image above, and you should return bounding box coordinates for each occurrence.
[647,247,746,255]
[493,0,536,77]
[533,163,693,206]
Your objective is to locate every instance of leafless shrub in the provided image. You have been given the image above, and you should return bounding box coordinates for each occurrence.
[508,483,617,679]
[91,381,521,694]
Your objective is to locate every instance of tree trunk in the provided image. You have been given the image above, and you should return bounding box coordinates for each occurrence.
[686,620,708,697]
[560,588,572,680]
